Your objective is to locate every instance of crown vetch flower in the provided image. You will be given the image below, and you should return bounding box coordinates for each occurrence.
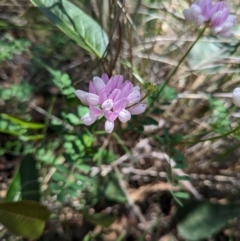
[183,0,213,26]
[183,0,236,38]
[209,2,236,38]
[75,74,147,133]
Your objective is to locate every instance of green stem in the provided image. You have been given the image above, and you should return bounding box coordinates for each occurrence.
[112,132,130,154]
[149,26,207,109]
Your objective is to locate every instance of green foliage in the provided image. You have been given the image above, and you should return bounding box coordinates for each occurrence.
[187,37,239,73]
[30,0,109,58]
[82,211,115,228]
[0,37,30,62]
[0,83,33,102]
[177,200,240,240]
[0,200,50,239]
[20,154,40,201]
[148,84,177,108]
[209,97,231,134]
[93,149,117,164]
[102,174,127,204]
[0,113,44,141]
[2,0,240,240]
[49,133,95,201]
[5,169,21,201]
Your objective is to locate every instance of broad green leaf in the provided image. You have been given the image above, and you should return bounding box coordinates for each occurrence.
[52,172,66,182]
[55,164,69,173]
[177,201,240,241]
[20,154,40,201]
[187,37,236,73]
[173,192,189,199]
[93,149,117,164]
[29,0,109,58]
[76,164,91,172]
[5,168,21,201]
[140,116,158,125]
[103,175,127,204]
[73,173,88,182]
[0,200,51,239]
[82,211,115,228]
[65,113,81,125]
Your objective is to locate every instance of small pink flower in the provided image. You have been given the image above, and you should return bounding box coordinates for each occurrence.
[183,0,213,26]
[183,0,236,38]
[75,74,146,133]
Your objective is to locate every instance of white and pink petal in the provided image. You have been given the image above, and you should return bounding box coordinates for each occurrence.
[86,93,100,105]
[90,104,102,116]
[75,90,88,105]
[93,76,106,94]
[81,112,97,125]
[105,120,114,133]
[118,109,131,123]
[129,104,147,115]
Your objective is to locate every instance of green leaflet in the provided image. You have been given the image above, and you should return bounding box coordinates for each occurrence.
[29,0,109,58]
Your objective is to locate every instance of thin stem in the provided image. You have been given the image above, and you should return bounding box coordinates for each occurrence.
[148,26,207,110]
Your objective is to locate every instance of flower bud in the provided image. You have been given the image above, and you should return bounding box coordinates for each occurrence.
[81,112,97,125]
[233,88,240,107]
[105,120,114,133]
[118,109,131,123]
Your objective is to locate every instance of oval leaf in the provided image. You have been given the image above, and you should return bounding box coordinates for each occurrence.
[177,201,240,241]
[20,154,40,201]
[0,200,51,239]
[29,0,109,58]
[82,211,115,228]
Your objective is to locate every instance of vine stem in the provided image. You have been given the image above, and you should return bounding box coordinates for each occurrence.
[148,26,207,110]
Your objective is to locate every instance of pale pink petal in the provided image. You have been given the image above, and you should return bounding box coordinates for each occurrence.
[120,82,133,98]
[81,112,97,125]
[233,88,240,107]
[218,30,233,38]
[86,93,100,105]
[118,109,131,123]
[105,120,114,133]
[211,26,222,35]
[227,15,237,25]
[108,89,121,101]
[102,73,109,84]
[104,110,118,121]
[99,89,108,104]
[200,0,213,20]
[183,9,194,21]
[90,104,102,116]
[89,81,97,94]
[221,22,233,32]
[190,4,201,16]
[133,86,140,91]
[210,8,229,27]
[127,90,141,104]
[101,99,113,110]
[75,90,88,105]
[93,76,106,94]
[129,104,147,115]
[113,99,127,113]
[105,76,117,94]
[195,15,205,26]
[115,75,124,89]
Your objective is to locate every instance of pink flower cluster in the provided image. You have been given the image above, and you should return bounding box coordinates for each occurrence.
[183,0,236,38]
[75,74,146,133]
